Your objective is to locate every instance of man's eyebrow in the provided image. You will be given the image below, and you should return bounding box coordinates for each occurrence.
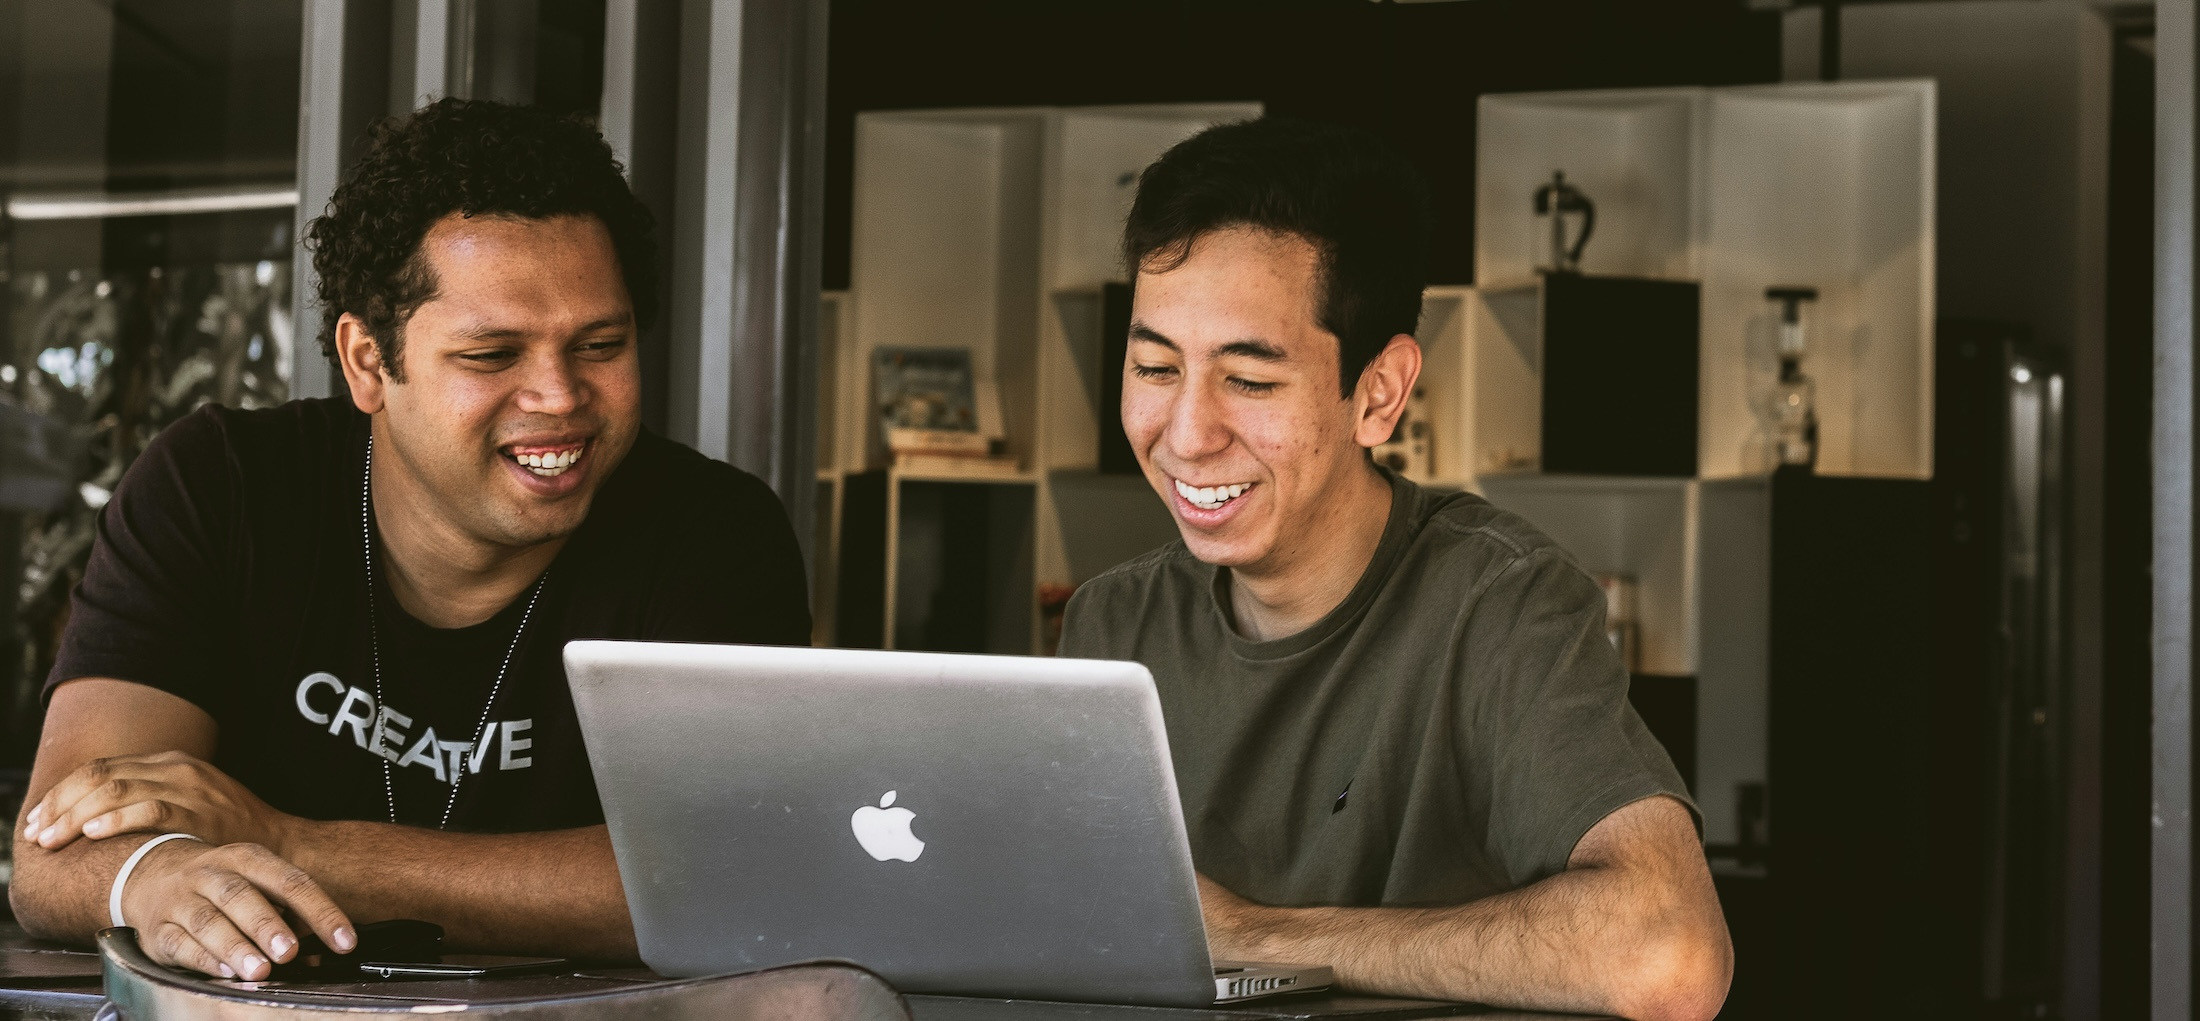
[1128,325,1287,363]
[448,314,633,341]
[1128,323,1178,350]
[1215,339,1288,363]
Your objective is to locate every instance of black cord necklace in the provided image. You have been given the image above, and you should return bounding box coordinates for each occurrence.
[361,434,546,829]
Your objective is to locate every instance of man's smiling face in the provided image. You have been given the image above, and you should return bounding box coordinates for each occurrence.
[1122,227,1371,572]
[365,212,642,550]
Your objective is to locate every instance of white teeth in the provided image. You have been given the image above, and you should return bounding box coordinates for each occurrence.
[1174,478,1251,511]
[512,446,583,477]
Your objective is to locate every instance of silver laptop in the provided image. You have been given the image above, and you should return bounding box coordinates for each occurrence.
[564,641,1334,1008]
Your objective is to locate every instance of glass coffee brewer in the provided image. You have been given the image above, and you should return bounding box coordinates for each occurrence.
[1754,286,1821,472]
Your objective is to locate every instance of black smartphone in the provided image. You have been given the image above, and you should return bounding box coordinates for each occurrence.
[267,919,443,979]
[357,955,571,979]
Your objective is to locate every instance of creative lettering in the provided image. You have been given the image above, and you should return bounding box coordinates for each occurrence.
[294,672,532,784]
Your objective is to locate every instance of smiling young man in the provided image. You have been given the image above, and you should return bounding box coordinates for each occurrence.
[8,100,809,979]
[1057,119,1731,1021]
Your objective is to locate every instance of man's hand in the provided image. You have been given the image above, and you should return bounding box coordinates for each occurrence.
[10,679,628,964]
[22,750,296,853]
[1189,796,1730,1021]
[113,836,356,981]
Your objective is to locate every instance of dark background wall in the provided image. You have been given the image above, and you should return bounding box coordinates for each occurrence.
[823,0,1784,291]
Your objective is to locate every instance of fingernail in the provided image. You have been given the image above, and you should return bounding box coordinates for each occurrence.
[270,934,293,959]
[83,819,104,836]
[332,927,356,952]
[218,963,235,978]
[243,955,266,976]
[35,826,54,845]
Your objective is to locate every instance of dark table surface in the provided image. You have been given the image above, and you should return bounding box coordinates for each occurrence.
[0,922,1602,1020]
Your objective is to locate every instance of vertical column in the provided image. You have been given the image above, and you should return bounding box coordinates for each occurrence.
[2155,3,2196,1019]
[294,0,471,401]
[414,0,453,103]
[665,0,827,559]
[667,0,738,460]
[291,0,393,401]
[601,0,682,437]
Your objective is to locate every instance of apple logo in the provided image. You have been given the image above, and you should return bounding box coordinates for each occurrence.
[850,790,925,862]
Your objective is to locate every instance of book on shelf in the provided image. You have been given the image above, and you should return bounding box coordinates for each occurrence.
[872,345,1013,464]
[874,346,978,428]
[892,452,1024,479]
[886,427,994,456]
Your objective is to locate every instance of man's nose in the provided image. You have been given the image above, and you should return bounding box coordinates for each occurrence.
[1164,382,1231,462]
[516,354,585,416]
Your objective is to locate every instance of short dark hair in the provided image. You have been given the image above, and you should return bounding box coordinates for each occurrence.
[1121,117,1431,398]
[304,98,656,379]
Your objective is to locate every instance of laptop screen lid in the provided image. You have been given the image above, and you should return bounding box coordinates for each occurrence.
[565,641,1219,1007]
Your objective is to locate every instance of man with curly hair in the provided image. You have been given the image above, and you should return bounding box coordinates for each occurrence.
[8,99,810,978]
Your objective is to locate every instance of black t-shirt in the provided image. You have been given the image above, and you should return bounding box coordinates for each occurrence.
[48,398,810,833]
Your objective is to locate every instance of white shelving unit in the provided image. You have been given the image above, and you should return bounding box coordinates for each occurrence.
[827,102,1261,653]
[1473,79,1936,483]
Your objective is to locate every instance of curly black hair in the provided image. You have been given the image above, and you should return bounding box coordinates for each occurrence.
[1122,117,1430,398]
[304,98,656,379]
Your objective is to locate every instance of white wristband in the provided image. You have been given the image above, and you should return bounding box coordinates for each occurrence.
[108,833,203,928]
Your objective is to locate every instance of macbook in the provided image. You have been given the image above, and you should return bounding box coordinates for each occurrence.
[564,641,1333,1008]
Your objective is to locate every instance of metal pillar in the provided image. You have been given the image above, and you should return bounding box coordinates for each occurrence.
[601,0,684,439]
[292,0,393,401]
[293,0,470,401]
[2155,3,2196,1019]
[662,0,828,559]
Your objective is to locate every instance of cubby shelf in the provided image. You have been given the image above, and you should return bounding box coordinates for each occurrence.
[1476,79,1937,482]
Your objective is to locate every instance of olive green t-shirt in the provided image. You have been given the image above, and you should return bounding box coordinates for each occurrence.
[1057,472,1691,908]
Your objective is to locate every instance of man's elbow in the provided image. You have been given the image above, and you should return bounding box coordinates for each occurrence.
[9,855,86,945]
[1609,915,1733,1021]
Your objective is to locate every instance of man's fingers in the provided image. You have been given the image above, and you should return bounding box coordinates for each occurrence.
[145,919,240,980]
[78,797,181,842]
[22,757,115,840]
[32,776,178,848]
[175,896,274,981]
[224,845,356,955]
[24,753,204,841]
[27,758,154,843]
[197,858,305,965]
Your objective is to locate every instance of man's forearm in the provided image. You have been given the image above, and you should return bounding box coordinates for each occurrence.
[284,821,634,959]
[1215,864,1725,1020]
[9,832,159,943]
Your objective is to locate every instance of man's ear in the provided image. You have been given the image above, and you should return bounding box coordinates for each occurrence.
[334,314,389,414]
[1351,334,1424,450]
